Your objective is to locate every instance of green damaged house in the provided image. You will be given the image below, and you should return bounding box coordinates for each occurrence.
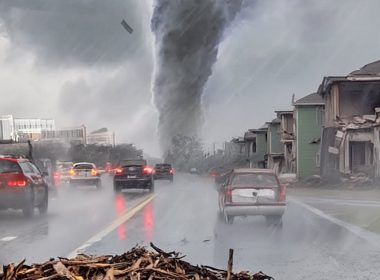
[266,118,284,174]
[294,93,325,179]
[247,125,268,168]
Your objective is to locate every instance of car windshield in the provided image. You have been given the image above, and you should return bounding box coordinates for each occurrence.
[2,1,379,278]
[0,160,21,174]
[231,173,278,187]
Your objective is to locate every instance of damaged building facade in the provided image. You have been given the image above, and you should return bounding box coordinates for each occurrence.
[319,61,380,180]
[266,117,284,174]
[276,110,296,174]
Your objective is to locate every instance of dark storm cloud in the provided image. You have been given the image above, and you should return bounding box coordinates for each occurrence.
[0,0,147,66]
[0,0,157,154]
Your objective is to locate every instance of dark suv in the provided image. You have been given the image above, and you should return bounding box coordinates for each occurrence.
[154,163,173,182]
[0,157,48,217]
[113,159,154,193]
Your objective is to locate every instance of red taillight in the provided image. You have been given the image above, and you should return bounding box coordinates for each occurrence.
[143,166,153,175]
[91,169,97,176]
[115,167,123,174]
[225,188,232,203]
[8,179,27,187]
[169,168,174,174]
[210,172,216,177]
[53,171,60,179]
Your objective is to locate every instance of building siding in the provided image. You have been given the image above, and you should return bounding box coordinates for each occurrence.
[296,106,324,179]
[270,123,282,154]
[256,133,267,159]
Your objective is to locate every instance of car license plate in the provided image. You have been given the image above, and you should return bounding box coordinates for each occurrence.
[128,175,137,179]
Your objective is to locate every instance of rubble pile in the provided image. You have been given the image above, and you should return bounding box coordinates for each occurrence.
[336,112,380,130]
[0,244,273,280]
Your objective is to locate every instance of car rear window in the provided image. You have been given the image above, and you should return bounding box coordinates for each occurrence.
[231,173,278,187]
[74,164,94,170]
[121,160,147,166]
[156,164,171,167]
[0,160,21,174]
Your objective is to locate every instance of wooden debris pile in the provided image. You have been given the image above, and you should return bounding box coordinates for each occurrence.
[1,243,273,280]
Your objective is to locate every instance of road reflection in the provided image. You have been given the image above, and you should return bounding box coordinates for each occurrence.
[114,194,126,240]
[114,191,151,241]
[143,202,154,241]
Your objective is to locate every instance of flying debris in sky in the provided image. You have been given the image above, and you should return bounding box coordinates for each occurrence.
[121,19,134,34]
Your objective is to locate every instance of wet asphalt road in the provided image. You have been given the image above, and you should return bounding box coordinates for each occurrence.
[1,174,380,279]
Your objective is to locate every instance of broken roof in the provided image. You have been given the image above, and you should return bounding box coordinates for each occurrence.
[231,137,245,143]
[249,124,268,133]
[266,118,281,124]
[318,60,380,96]
[350,60,380,76]
[294,92,324,106]
[244,131,256,141]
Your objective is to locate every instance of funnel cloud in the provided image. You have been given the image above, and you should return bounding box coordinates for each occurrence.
[151,0,242,152]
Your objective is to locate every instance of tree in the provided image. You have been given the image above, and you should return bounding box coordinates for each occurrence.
[165,134,205,172]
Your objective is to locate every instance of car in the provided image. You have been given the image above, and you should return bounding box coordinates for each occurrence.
[189,167,200,174]
[55,161,74,185]
[154,163,174,182]
[69,162,101,189]
[113,159,154,193]
[0,156,48,217]
[218,168,286,226]
[35,158,57,194]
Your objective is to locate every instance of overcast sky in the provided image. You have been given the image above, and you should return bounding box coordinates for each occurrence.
[1,0,380,156]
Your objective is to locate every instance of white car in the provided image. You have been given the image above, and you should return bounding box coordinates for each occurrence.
[69,162,101,189]
[218,168,286,226]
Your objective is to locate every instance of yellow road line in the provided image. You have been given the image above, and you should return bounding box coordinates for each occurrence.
[67,193,156,258]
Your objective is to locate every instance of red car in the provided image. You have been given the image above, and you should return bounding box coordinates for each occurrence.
[0,156,49,217]
[218,168,286,226]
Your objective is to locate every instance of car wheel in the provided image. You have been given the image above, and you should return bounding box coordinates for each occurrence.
[266,216,283,228]
[96,181,102,190]
[114,184,122,193]
[38,189,48,215]
[217,211,225,222]
[225,215,234,224]
[23,197,35,218]
[148,181,155,193]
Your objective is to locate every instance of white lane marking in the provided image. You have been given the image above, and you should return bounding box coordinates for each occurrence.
[290,197,380,247]
[67,194,156,258]
[0,236,17,242]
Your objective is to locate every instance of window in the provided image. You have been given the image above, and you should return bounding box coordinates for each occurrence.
[231,173,278,187]
[19,162,35,174]
[316,106,325,126]
[30,163,42,175]
[0,160,21,174]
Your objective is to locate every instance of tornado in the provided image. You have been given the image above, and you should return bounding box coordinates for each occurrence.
[151,0,242,153]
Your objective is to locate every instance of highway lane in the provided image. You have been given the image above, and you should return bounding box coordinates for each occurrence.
[81,175,380,279]
[0,175,147,264]
[1,174,380,279]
